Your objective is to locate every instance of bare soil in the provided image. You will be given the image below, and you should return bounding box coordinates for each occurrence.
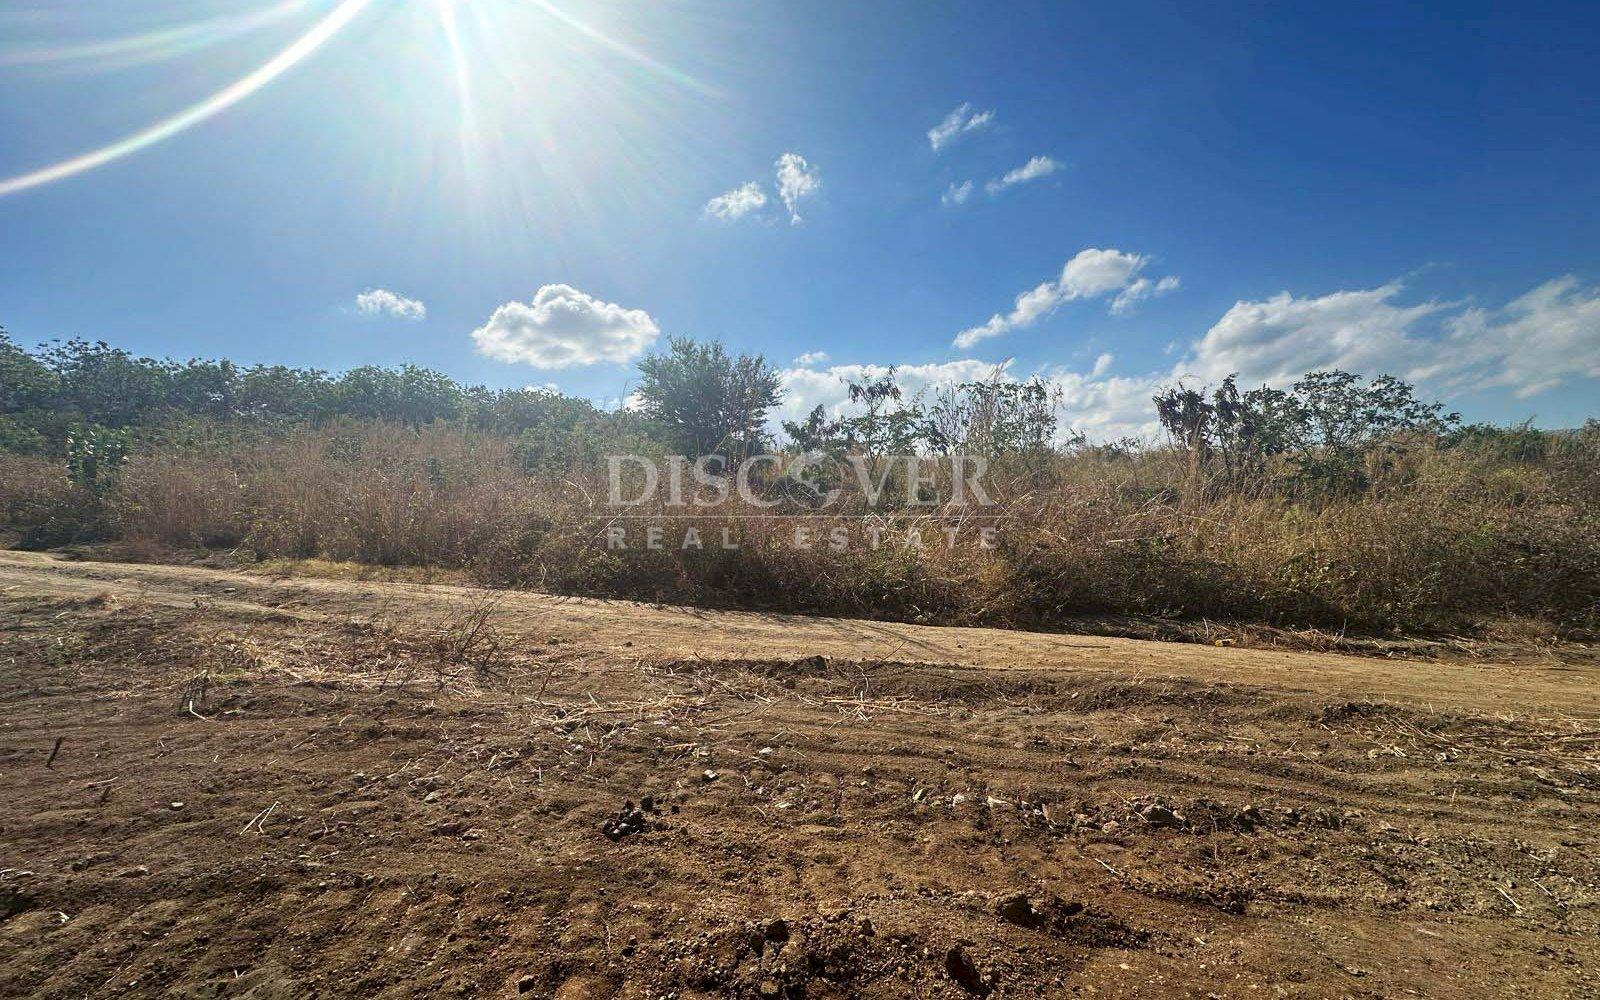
[0,551,1596,998]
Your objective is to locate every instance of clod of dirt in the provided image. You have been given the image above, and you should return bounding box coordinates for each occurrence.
[764,918,790,946]
[944,944,990,995]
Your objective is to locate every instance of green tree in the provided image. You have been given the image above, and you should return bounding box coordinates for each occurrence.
[635,337,782,457]
[1154,370,1460,493]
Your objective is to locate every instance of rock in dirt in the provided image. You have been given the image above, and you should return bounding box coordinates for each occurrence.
[944,945,990,995]
[516,974,538,994]
[601,800,654,841]
[1140,803,1185,829]
[996,893,1043,928]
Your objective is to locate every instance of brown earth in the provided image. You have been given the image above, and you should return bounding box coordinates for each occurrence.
[0,550,1596,999]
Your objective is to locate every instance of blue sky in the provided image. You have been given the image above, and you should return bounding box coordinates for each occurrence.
[1,0,1597,437]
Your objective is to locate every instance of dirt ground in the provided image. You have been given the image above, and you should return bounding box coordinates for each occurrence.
[0,551,1596,998]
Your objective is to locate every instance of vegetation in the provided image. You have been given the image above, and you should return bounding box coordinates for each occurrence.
[635,337,782,458]
[1,326,1596,641]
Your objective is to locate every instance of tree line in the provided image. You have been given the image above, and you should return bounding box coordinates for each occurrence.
[3,323,1541,498]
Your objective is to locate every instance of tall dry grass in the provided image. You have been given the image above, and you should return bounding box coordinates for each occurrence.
[2,419,1595,638]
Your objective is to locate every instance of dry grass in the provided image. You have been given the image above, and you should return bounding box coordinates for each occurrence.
[2,420,1596,639]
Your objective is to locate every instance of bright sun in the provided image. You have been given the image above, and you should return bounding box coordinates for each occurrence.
[0,0,714,200]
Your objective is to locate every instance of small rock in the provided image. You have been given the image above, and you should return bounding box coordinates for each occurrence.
[168,801,184,811]
[118,866,150,879]
[996,893,1041,928]
[944,945,990,995]
[423,791,442,804]
[517,974,537,994]
[602,800,651,841]
[1140,804,1185,829]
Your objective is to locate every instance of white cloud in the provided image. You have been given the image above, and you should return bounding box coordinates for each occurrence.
[355,288,426,321]
[1444,277,1600,397]
[471,284,659,370]
[1178,283,1446,387]
[941,180,974,207]
[704,181,766,220]
[777,359,1004,427]
[927,103,995,151]
[1110,275,1181,316]
[793,350,830,365]
[953,248,1177,348]
[775,152,821,225]
[1176,276,1600,399]
[985,155,1059,195]
[778,356,1161,443]
[1044,368,1168,441]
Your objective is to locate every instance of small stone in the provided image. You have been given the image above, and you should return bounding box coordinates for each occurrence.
[996,893,1041,928]
[758,747,775,758]
[944,945,990,995]
[423,791,442,804]
[118,866,149,878]
[1140,804,1185,829]
[517,974,537,994]
[168,801,184,811]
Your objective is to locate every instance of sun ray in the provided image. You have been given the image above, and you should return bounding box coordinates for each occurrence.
[0,0,374,198]
[520,0,722,99]
[0,0,315,71]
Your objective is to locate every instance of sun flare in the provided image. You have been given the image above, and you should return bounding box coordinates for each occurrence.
[0,0,714,200]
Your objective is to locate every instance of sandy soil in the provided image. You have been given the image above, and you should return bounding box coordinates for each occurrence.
[0,551,1596,998]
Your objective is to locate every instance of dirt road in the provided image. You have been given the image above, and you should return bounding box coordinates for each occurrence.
[1,551,1596,998]
[1,550,1594,715]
